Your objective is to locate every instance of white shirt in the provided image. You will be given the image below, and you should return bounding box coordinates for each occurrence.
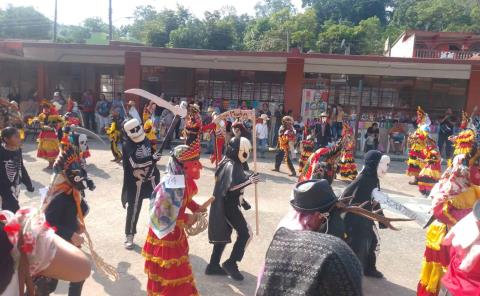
[256,123,269,139]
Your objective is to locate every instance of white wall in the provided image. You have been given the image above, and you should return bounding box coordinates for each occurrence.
[390,34,415,58]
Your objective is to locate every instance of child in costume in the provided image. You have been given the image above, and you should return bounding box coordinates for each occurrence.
[298,126,315,174]
[143,144,205,296]
[105,109,123,162]
[407,107,430,185]
[417,154,480,296]
[338,122,358,180]
[0,127,34,212]
[33,103,63,169]
[418,140,441,196]
[202,112,227,165]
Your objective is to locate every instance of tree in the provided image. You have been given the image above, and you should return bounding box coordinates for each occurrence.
[83,17,109,33]
[169,19,207,49]
[317,21,357,54]
[255,0,295,17]
[0,5,51,39]
[57,25,91,43]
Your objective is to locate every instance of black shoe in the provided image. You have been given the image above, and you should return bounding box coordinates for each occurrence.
[222,260,244,281]
[289,173,297,177]
[364,269,384,278]
[271,168,279,172]
[205,264,228,276]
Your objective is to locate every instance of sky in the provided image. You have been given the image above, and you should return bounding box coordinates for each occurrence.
[1,0,304,26]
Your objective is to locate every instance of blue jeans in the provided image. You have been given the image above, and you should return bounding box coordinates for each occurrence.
[257,138,268,157]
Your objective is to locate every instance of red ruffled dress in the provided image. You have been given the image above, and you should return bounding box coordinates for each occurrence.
[142,177,201,296]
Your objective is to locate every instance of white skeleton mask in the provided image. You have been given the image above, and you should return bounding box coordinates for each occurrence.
[78,134,88,152]
[124,118,145,143]
[377,155,390,178]
[238,137,252,163]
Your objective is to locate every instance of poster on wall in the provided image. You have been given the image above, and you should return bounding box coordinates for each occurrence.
[301,89,328,121]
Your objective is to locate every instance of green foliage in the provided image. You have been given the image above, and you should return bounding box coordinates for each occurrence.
[0,5,51,40]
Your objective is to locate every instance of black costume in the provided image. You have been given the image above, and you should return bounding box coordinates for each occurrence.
[340,150,385,277]
[315,122,332,148]
[257,228,363,296]
[207,137,255,280]
[0,144,33,212]
[121,138,160,236]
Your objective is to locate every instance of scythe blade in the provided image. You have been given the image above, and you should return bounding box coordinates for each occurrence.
[125,89,187,118]
[71,126,107,146]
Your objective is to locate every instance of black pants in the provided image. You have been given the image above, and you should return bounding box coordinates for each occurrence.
[209,203,251,265]
[274,150,295,174]
[0,192,19,213]
[35,277,84,296]
[83,112,95,131]
[125,193,144,236]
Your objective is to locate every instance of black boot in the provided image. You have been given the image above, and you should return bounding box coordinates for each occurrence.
[222,259,244,281]
[364,268,384,278]
[205,264,227,276]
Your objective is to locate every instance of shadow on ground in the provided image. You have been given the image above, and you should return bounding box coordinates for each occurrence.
[92,261,145,296]
[363,277,416,296]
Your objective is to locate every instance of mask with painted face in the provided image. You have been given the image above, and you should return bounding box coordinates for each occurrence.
[78,134,88,152]
[238,137,252,163]
[124,118,145,143]
[377,155,391,178]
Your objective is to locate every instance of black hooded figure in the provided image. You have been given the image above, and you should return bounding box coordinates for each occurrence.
[121,118,160,249]
[206,137,259,281]
[340,150,386,278]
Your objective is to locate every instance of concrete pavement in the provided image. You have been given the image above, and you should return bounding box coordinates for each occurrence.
[17,142,430,296]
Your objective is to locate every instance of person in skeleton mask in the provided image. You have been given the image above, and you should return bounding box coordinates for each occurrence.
[121,118,161,250]
[0,127,34,212]
[206,137,260,281]
[39,139,95,296]
[340,150,390,278]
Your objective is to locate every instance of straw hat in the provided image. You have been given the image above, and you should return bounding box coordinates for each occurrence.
[260,114,270,121]
[320,112,328,117]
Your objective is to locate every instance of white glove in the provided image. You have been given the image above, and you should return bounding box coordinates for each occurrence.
[443,210,480,272]
[153,152,161,161]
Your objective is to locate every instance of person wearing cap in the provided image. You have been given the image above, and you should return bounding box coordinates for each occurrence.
[256,179,363,296]
[272,116,296,176]
[314,112,332,149]
[126,100,142,123]
[256,114,269,158]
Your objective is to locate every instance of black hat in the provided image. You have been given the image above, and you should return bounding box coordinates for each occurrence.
[290,179,338,212]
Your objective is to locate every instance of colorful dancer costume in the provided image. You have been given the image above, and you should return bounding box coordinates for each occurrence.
[450,111,476,162]
[207,137,259,281]
[39,138,95,295]
[143,144,204,296]
[298,127,315,174]
[184,104,202,147]
[407,107,430,180]
[202,113,226,165]
[418,141,441,196]
[122,118,161,249]
[105,112,123,162]
[338,122,358,180]
[299,139,343,184]
[144,117,157,151]
[417,154,480,296]
[273,116,296,176]
[33,103,63,168]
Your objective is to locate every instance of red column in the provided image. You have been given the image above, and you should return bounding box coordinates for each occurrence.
[466,65,480,113]
[36,62,47,100]
[284,55,305,118]
[124,51,142,108]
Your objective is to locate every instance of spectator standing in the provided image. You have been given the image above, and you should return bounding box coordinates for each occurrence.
[111,92,126,120]
[365,122,379,152]
[388,121,406,154]
[96,94,111,134]
[272,104,284,147]
[127,100,141,123]
[159,105,175,149]
[81,90,95,131]
[334,105,345,140]
[256,114,269,158]
[438,108,454,159]
[20,96,38,118]
[314,112,332,149]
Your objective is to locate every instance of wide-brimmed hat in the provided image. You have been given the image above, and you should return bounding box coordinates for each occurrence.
[282,115,293,123]
[260,114,269,121]
[127,100,136,106]
[290,179,338,212]
[320,112,328,117]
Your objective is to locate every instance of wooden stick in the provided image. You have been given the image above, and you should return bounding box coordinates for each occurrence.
[252,109,259,235]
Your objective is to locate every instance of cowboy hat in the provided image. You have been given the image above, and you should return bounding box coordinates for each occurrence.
[290,179,338,212]
[320,112,328,117]
[260,114,270,121]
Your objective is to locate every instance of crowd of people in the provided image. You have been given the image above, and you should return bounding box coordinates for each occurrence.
[0,90,479,296]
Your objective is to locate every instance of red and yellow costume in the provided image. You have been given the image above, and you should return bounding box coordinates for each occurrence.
[417,155,480,296]
[338,122,358,180]
[143,142,203,296]
[298,135,315,174]
[184,105,202,148]
[33,104,63,162]
[202,118,226,165]
[418,142,441,196]
[144,118,157,150]
[407,107,429,177]
[106,114,122,161]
